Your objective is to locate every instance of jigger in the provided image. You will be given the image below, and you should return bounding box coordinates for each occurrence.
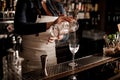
[41,55,48,76]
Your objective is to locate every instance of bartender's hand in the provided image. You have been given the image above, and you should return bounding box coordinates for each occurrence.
[47,15,76,43]
[46,15,75,29]
[55,15,75,24]
[48,35,64,43]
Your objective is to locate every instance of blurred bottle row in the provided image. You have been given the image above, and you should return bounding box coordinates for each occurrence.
[0,0,17,11]
[0,0,17,20]
[62,0,98,12]
[107,15,120,24]
[62,0,99,20]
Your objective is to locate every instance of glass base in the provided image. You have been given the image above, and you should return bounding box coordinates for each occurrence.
[69,62,78,67]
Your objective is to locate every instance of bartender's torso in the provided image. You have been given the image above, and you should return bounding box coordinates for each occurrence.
[24,0,62,23]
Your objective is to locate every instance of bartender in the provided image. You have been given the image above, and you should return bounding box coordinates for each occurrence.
[14,0,74,73]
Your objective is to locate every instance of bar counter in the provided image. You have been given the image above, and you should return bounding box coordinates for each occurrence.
[22,54,119,80]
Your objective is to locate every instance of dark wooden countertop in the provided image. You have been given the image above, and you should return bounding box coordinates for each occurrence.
[22,54,119,80]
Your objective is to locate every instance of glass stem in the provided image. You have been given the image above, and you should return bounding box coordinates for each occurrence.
[72,54,75,71]
[73,54,75,64]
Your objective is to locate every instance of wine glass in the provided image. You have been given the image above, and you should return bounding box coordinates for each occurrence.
[68,35,79,80]
[69,42,79,67]
[68,35,80,67]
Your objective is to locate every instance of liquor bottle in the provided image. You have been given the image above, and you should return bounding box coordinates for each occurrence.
[13,0,17,10]
[0,0,6,11]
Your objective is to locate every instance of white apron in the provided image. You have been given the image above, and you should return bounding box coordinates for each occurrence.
[21,30,57,73]
[21,16,58,73]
